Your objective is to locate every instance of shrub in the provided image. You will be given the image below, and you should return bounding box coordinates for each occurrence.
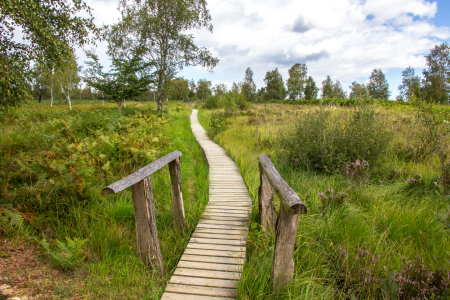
[280,104,392,172]
[344,159,370,182]
[392,256,450,300]
[209,113,227,138]
[203,95,220,109]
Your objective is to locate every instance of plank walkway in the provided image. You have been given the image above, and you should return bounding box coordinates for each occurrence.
[160,110,251,300]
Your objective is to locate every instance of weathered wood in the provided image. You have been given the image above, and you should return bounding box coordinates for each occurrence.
[258,155,307,215]
[165,284,237,298]
[130,177,165,275]
[169,275,237,289]
[168,157,187,233]
[272,205,300,290]
[258,164,277,232]
[174,268,241,280]
[180,254,244,265]
[102,151,182,195]
[177,261,242,272]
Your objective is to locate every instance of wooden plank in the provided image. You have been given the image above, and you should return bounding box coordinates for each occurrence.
[174,268,240,280]
[161,291,232,300]
[204,210,250,216]
[165,284,237,298]
[202,216,248,222]
[187,243,245,252]
[184,248,245,258]
[180,254,244,265]
[102,151,181,195]
[258,167,277,232]
[189,237,245,246]
[196,224,248,231]
[177,261,242,273]
[192,233,246,241]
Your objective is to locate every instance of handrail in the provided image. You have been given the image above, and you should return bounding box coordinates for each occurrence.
[102,150,186,276]
[258,155,307,215]
[102,150,182,195]
[257,154,307,291]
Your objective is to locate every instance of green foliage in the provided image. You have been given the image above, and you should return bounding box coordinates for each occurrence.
[84,50,153,110]
[40,237,87,271]
[422,43,450,104]
[208,113,227,138]
[0,0,98,107]
[241,67,256,102]
[368,69,391,100]
[397,66,422,102]
[321,75,334,99]
[0,208,24,228]
[304,76,319,100]
[349,81,368,99]
[287,63,307,100]
[435,183,450,235]
[196,79,212,101]
[280,104,392,172]
[113,0,219,112]
[168,78,189,100]
[264,68,286,100]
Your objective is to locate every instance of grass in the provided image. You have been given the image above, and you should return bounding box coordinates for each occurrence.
[1,99,209,299]
[198,102,450,299]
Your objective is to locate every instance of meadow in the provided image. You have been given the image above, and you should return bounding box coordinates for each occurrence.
[2,98,450,299]
[199,101,450,299]
[0,100,209,299]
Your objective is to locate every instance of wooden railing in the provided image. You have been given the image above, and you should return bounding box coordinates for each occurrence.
[101,151,186,276]
[257,155,307,290]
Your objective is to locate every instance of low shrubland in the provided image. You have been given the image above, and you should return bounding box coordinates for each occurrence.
[1,100,209,299]
[198,101,450,299]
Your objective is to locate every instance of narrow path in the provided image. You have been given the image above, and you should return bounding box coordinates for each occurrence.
[160,110,251,300]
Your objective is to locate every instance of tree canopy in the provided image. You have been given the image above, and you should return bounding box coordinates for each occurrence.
[321,76,334,99]
[0,0,98,106]
[397,66,421,102]
[304,76,319,100]
[349,82,368,99]
[422,43,450,103]
[241,67,256,102]
[287,63,307,100]
[367,69,391,99]
[264,68,286,100]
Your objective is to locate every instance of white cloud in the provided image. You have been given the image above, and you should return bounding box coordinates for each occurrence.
[77,0,450,98]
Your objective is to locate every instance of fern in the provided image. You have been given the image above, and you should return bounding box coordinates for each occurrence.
[40,237,87,271]
[0,209,24,228]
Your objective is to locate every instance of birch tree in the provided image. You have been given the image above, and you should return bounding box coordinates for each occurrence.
[109,0,219,112]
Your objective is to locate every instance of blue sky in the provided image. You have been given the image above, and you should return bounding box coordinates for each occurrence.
[83,0,450,99]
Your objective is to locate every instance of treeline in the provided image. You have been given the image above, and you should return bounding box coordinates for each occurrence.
[178,42,450,105]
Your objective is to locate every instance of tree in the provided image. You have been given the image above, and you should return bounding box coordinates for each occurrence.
[304,76,319,100]
[321,76,334,99]
[241,67,256,102]
[349,82,368,99]
[287,63,307,100]
[213,83,227,97]
[333,80,347,99]
[0,0,98,106]
[422,43,450,103]
[264,68,286,100]
[112,0,219,112]
[55,52,81,110]
[31,64,48,103]
[397,66,421,101]
[367,69,391,99]
[84,51,153,111]
[188,79,196,100]
[196,79,212,101]
[168,78,189,100]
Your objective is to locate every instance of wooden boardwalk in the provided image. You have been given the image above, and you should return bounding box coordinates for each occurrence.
[160,110,251,300]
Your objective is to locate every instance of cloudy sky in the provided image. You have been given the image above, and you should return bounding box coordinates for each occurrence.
[80,0,450,99]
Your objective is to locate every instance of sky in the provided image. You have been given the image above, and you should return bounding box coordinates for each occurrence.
[79,0,450,99]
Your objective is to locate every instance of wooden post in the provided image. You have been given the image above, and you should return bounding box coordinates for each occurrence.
[130,177,165,275]
[258,164,277,232]
[168,157,187,233]
[272,205,300,290]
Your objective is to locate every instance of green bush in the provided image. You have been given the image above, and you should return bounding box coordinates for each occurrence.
[40,236,87,271]
[280,104,392,172]
[209,113,227,138]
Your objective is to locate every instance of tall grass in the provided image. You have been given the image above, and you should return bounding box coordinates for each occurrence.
[199,103,450,299]
[1,100,209,299]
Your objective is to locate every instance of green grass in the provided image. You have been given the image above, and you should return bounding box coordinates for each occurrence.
[198,103,450,299]
[1,100,209,299]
